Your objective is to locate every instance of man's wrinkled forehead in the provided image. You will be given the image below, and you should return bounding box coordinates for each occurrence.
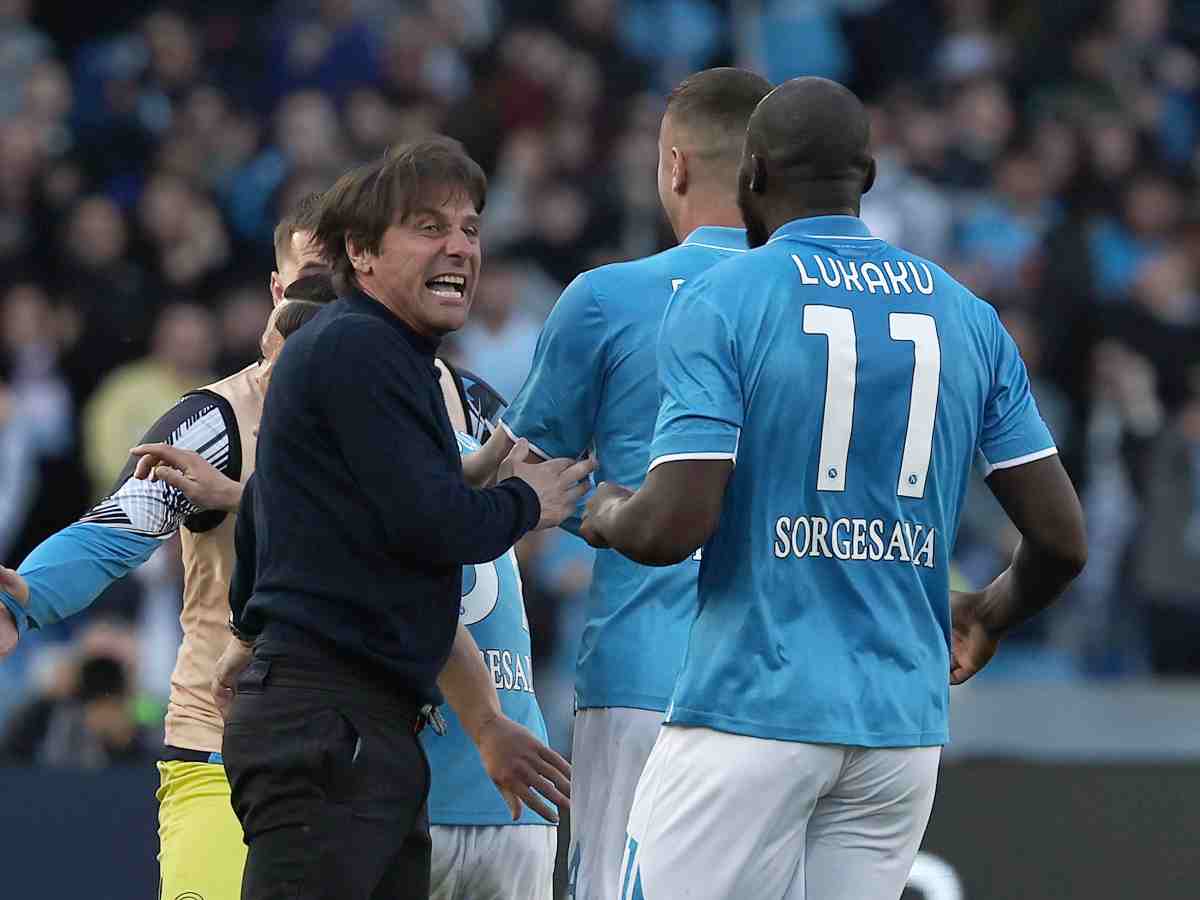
[396,182,482,223]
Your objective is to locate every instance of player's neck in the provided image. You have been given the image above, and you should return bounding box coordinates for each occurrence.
[675,201,745,242]
[768,182,862,227]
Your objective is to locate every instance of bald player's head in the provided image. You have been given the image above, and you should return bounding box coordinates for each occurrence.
[737,77,875,247]
[657,68,773,240]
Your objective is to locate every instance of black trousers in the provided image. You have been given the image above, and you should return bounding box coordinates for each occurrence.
[223,648,432,900]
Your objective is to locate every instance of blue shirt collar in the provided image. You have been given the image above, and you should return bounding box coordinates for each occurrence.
[769,215,874,242]
[681,226,748,251]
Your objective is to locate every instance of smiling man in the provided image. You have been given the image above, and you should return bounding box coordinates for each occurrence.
[222,137,594,900]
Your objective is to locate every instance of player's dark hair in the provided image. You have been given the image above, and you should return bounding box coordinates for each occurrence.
[314,136,487,296]
[274,299,325,340]
[272,191,324,270]
[664,68,773,162]
[282,272,338,305]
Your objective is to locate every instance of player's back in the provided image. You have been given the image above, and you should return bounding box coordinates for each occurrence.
[653,216,1055,746]
[503,226,748,711]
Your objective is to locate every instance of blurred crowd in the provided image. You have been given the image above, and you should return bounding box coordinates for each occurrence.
[1,0,1199,764]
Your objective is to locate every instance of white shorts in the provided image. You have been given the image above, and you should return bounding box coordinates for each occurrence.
[429,824,556,900]
[567,707,663,900]
[621,725,941,900]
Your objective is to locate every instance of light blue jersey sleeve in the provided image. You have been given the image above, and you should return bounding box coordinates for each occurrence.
[1,390,238,637]
[0,525,161,636]
[501,274,606,461]
[977,307,1057,475]
[648,281,743,469]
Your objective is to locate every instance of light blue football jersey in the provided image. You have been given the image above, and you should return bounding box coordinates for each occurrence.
[421,432,550,826]
[502,226,749,711]
[651,215,1056,747]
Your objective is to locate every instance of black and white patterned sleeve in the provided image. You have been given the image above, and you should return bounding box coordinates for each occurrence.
[80,390,243,539]
[450,364,509,444]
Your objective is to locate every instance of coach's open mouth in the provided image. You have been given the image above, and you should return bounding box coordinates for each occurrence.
[426,273,466,299]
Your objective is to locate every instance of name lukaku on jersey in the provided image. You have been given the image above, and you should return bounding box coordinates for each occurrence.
[773,515,937,569]
[791,253,935,295]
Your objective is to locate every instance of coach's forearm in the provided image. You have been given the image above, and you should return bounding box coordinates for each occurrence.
[438,622,502,744]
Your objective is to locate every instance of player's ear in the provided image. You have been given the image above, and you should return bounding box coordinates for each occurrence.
[269,272,285,307]
[862,156,877,196]
[749,154,766,195]
[672,147,687,195]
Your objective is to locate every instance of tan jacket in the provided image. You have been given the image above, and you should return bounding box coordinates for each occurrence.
[166,363,264,752]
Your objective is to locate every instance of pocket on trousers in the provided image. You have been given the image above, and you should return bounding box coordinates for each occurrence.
[337,711,427,825]
[224,702,359,835]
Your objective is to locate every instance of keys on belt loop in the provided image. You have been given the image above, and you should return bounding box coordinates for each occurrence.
[418,703,448,736]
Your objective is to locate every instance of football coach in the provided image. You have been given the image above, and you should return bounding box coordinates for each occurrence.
[221,137,594,900]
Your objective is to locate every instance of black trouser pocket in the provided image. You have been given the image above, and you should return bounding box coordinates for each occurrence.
[223,687,358,837]
[223,680,432,900]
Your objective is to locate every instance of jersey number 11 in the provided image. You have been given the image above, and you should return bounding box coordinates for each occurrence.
[803,306,940,500]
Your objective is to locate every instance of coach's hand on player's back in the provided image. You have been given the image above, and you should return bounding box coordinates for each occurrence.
[476,713,571,823]
[0,566,29,657]
[949,590,1001,684]
[501,438,596,530]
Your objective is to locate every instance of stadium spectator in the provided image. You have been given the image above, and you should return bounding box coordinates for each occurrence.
[81,302,216,497]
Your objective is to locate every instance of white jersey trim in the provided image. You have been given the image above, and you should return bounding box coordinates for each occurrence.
[978,446,1058,478]
[685,243,748,253]
[499,420,553,461]
[647,451,737,473]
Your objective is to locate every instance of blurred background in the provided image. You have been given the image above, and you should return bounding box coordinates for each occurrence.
[0,0,1199,897]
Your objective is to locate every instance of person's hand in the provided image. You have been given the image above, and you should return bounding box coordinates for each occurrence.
[130,443,243,512]
[579,481,635,549]
[211,637,254,720]
[462,429,512,488]
[502,439,596,530]
[474,713,571,823]
[0,566,29,658]
[949,590,1001,685]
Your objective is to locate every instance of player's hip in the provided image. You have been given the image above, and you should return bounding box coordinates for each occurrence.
[157,760,246,900]
[429,823,555,900]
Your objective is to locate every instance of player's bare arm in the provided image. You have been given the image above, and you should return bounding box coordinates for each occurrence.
[131,442,244,513]
[950,455,1087,684]
[580,459,733,565]
[437,620,571,823]
[461,426,518,487]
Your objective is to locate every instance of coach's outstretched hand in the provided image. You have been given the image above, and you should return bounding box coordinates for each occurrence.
[0,566,29,657]
[501,439,596,530]
[949,590,1001,685]
[476,713,572,823]
[130,442,244,513]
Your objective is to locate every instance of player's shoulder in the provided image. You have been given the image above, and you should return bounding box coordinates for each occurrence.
[887,246,997,316]
[680,240,798,294]
[580,241,735,296]
[198,361,261,395]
